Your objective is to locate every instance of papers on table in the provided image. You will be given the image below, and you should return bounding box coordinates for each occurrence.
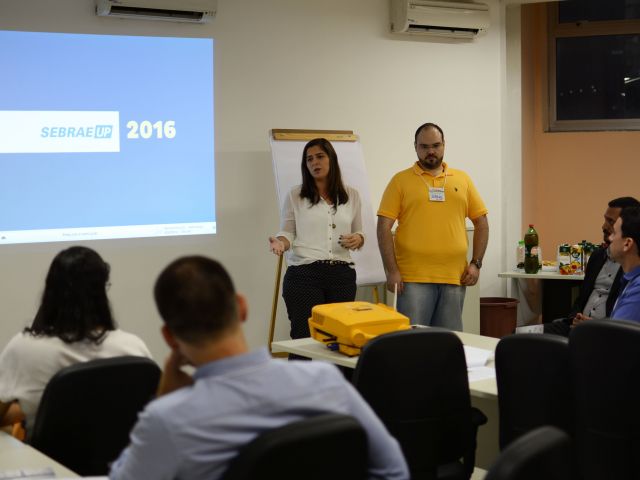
[464,345,496,382]
[0,467,106,480]
[468,367,496,383]
[515,324,544,334]
[464,345,493,368]
[0,468,55,479]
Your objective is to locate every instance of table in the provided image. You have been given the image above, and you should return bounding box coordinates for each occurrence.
[498,271,583,325]
[271,330,500,468]
[272,331,498,398]
[0,430,79,478]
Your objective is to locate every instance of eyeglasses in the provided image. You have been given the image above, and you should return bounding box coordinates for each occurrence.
[417,142,444,150]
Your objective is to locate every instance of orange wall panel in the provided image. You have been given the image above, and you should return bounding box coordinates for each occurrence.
[522,4,640,259]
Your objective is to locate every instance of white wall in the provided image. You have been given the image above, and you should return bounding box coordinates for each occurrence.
[502,4,524,281]
[0,0,512,362]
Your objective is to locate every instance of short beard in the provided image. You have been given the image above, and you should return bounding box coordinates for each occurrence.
[418,154,443,171]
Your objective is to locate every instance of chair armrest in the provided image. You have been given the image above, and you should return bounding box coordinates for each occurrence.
[462,407,488,479]
[471,407,488,427]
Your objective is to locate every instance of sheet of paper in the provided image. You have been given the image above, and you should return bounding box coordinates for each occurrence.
[515,324,544,334]
[0,468,55,479]
[467,366,496,383]
[463,345,493,369]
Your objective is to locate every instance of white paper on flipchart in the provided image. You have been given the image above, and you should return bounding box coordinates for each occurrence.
[269,136,386,286]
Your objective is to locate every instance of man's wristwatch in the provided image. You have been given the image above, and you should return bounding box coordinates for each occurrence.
[470,258,483,269]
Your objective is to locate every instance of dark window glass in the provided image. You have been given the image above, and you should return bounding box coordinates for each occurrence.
[559,0,640,23]
[556,34,640,120]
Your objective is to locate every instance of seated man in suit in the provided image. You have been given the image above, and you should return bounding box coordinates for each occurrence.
[110,256,409,480]
[545,196,640,336]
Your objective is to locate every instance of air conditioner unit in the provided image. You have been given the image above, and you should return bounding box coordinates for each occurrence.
[391,0,489,39]
[96,0,217,23]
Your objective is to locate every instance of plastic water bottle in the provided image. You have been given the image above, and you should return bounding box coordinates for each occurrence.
[516,240,525,271]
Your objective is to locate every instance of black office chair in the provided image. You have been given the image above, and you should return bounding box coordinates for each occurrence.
[30,355,161,476]
[495,333,572,450]
[570,320,640,480]
[220,413,368,480]
[485,425,572,480]
[352,328,486,480]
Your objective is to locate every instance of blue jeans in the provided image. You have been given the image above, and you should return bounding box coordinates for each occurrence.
[397,283,466,331]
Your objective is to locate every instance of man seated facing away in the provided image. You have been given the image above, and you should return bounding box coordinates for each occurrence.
[608,206,640,323]
[544,197,640,336]
[110,256,409,480]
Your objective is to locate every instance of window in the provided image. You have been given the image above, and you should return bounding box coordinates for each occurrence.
[548,0,640,131]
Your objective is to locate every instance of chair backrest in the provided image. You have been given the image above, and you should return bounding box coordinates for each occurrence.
[30,355,161,476]
[220,413,368,480]
[485,425,571,480]
[495,333,571,449]
[570,320,640,480]
[351,328,473,479]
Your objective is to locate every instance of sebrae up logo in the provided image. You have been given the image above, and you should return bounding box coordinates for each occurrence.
[40,125,113,139]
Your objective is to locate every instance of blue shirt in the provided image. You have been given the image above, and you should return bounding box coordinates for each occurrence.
[611,265,640,323]
[109,348,409,480]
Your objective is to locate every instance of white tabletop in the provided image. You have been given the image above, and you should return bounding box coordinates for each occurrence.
[498,271,584,281]
[0,430,79,478]
[271,329,499,399]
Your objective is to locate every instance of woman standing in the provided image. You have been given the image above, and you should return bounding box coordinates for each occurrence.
[269,138,364,340]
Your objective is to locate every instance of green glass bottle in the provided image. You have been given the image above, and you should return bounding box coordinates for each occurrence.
[524,224,539,274]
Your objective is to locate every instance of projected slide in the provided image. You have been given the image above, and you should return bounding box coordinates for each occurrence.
[0,31,215,244]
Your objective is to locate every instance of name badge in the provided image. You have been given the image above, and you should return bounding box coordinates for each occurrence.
[428,186,445,202]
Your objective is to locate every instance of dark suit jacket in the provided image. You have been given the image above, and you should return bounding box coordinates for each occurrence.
[544,246,623,336]
[569,246,623,318]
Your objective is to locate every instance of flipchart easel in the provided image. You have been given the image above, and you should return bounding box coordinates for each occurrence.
[267,129,387,353]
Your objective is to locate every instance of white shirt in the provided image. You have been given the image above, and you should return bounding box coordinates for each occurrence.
[0,329,152,435]
[277,185,364,266]
[582,252,619,319]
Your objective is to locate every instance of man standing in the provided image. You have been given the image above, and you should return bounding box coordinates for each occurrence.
[545,197,640,335]
[377,123,488,330]
[608,206,640,323]
[110,256,409,480]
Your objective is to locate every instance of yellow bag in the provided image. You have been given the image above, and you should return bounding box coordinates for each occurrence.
[308,301,410,356]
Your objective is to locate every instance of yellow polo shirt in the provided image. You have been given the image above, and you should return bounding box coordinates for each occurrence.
[377,162,488,285]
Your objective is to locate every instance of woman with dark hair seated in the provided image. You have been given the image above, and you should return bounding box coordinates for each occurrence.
[0,246,152,438]
[268,138,364,341]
